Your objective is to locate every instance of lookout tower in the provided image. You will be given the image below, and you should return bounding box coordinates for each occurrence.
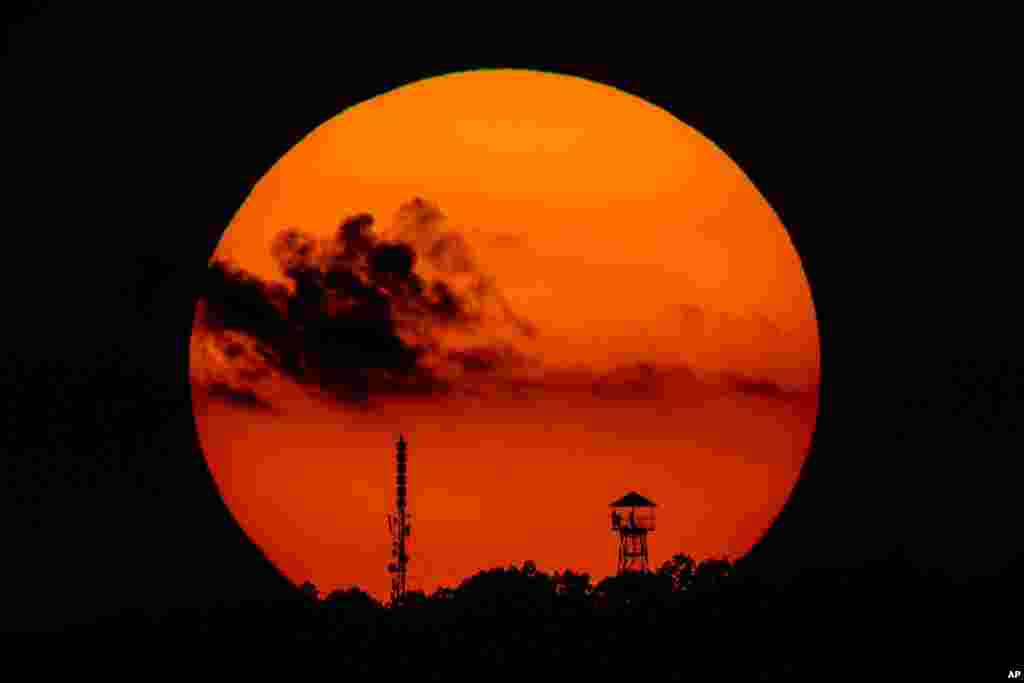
[386,434,411,606]
[610,492,656,574]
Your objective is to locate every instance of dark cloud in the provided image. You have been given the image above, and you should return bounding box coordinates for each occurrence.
[196,199,535,408]
[392,198,478,278]
[446,345,533,374]
[721,372,810,400]
[223,340,245,359]
[426,233,474,274]
[369,242,416,280]
[206,381,274,411]
[674,303,818,395]
[196,198,813,411]
[675,303,788,341]
[588,362,811,404]
[592,362,665,399]
[590,362,709,401]
[392,199,537,338]
[496,291,538,339]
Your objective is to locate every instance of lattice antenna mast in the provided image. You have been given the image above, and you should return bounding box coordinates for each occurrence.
[386,434,411,606]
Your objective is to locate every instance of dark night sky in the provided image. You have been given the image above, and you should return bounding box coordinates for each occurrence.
[3,6,1018,631]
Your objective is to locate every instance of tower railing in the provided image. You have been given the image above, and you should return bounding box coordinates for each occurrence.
[611,510,656,531]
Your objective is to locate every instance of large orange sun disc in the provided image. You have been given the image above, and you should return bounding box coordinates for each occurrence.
[190,69,820,601]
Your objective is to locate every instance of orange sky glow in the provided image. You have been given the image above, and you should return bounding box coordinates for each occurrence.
[190,69,820,601]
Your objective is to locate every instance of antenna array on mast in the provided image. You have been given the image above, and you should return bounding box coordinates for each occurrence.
[386,434,410,606]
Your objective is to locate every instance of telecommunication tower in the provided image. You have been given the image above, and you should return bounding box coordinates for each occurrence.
[386,434,411,605]
[610,492,656,574]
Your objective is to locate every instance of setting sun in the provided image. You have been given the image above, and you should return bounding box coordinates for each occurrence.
[190,68,820,601]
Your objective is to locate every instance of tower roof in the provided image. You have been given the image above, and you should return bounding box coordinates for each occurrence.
[610,492,656,507]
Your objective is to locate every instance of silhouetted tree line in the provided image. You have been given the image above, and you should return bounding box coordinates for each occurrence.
[57,546,1024,677]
